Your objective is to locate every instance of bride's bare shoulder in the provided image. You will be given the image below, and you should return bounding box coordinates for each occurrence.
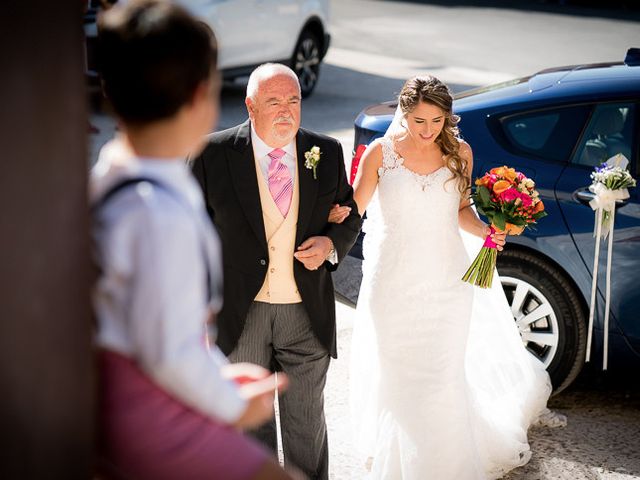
[367,137,385,152]
[361,138,384,165]
[350,140,384,182]
[457,139,473,160]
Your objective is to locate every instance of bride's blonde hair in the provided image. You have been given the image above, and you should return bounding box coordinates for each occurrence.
[397,75,469,195]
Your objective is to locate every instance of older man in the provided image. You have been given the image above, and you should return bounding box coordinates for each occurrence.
[191,63,361,479]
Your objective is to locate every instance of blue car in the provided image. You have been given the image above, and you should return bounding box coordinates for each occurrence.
[338,49,640,393]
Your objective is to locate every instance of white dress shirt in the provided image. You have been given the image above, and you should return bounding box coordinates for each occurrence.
[91,139,246,424]
[251,123,297,183]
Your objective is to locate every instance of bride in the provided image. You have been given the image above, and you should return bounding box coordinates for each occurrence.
[331,75,564,479]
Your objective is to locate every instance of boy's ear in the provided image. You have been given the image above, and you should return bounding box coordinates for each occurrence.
[192,80,210,105]
[192,74,220,106]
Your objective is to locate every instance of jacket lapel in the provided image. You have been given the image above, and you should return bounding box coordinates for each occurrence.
[295,129,318,245]
[228,120,268,251]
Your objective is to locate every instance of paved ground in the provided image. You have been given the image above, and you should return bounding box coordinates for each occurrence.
[89,2,640,478]
[504,388,640,480]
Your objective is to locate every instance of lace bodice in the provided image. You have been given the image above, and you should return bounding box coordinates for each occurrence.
[378,137,450,192]
[373,137,461,235]
[362,136,468,288]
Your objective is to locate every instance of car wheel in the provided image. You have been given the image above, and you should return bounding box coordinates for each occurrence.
[291,30,321,98]
[497,249,586,394]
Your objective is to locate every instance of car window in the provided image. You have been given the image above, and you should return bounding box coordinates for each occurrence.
[500,105,590,162]
[572,103,636,168]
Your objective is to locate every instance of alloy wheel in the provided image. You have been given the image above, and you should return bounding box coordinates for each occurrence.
[501,276,560,368]
[294,37,320,96]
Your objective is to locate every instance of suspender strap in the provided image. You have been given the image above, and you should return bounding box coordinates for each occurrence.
[92,177,214,302]
[92,177,160,213]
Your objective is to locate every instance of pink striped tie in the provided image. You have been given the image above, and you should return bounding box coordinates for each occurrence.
[267,148,293,217]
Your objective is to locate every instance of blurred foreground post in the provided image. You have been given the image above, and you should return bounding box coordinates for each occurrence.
[0,1,93,478]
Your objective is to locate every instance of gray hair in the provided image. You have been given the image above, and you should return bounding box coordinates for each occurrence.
[246,63,301,100]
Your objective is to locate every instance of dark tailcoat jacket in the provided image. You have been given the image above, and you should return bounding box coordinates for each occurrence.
[191,120,362,358]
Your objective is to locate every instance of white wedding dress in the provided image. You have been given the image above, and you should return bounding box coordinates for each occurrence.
[350,136,559,479]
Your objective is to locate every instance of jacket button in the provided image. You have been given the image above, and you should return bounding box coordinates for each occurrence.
[259,259,267,266]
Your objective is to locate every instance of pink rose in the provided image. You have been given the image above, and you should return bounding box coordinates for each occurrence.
[499,188,519,202]
[499,188,533,207]
[518,191,533,207]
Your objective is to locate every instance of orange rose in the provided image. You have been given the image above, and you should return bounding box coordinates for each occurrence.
[492,180,511,194]
[475,176,489,187]
[533,199,545,213]
[490,166,506,176]
[493,222,525,236]
[503,168,517,182]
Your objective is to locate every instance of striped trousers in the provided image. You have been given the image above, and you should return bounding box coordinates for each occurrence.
[228,301,330,480]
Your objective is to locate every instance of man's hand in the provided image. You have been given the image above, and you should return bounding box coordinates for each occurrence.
[294,236,333,270]
[328,204,351,224]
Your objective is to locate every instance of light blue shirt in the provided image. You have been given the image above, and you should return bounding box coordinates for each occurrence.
[91,141,246,424]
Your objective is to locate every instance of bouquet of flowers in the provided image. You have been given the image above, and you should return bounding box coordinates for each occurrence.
[462,166,547,288]
[588,155,636,239]
[585,153,635,370]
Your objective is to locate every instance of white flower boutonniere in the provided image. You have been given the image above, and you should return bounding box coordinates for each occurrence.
[304,146,322,180]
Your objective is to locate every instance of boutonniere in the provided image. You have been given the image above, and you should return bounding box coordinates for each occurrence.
[304,146,322,180]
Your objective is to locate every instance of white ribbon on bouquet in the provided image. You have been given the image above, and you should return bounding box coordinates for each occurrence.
[585,154,630,371]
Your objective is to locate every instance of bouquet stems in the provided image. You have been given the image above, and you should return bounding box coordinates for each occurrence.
[461,246,497,288]
[461,226,499,289]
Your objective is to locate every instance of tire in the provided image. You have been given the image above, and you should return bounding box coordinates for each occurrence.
[291,30,322,98]
[497,249,586,394]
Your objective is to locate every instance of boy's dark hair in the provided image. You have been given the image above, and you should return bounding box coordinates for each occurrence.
[97,0,217,125]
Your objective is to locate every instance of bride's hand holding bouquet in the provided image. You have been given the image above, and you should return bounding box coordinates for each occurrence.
[462,166,547,288]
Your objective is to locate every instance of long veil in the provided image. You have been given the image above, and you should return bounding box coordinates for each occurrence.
[461,229,555,477]
[383,104,406,140]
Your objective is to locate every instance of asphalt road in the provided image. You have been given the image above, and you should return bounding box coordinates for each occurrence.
[216,0,640,155]
[91,1,640,162]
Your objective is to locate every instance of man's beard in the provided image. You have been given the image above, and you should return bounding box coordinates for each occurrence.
[272,117,296,141]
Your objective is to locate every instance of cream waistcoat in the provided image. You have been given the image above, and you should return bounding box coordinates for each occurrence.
[254,156,302,304]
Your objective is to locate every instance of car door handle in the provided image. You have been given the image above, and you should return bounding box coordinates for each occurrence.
[574,190,596,204]
[574,189,629,207]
